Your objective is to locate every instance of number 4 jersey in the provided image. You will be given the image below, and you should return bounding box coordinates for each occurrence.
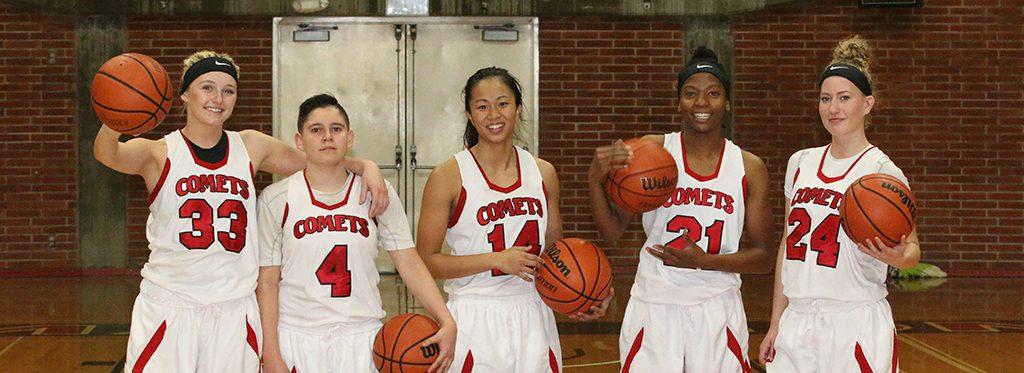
[782,144,909,303]
[144,130,258,305]
[258,171,413,329]
[633,133,747,305]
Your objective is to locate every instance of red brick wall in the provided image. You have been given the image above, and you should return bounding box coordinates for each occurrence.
[124,16,275,267]
[537,17,685,272]
[0,4,77,270]
[732,0,1024,274]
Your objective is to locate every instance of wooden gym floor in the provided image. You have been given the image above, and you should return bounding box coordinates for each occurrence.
[0,274,1021,372]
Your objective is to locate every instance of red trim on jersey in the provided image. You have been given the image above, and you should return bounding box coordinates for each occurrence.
[461,350,474,373]
[468,149,522,193]
[303,170,354,210]
[620,328,644,373]
[281,203,289,228]
[680,136,727,182]
[147,158,172,206]
[891,331,898,373]
[548,348,559,372]
[792,168,801,186]
[816,145,876,184]
[291,368,296,373]
[246,319,259,356]
[448,187,468,228]
[249,162,255,180]
[181,131,230,170]
[132,320,167,373]
[726,327,752,373]
[741,175,748,200]
[854,342,873,373]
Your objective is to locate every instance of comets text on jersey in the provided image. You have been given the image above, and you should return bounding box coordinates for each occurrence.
[661,187,736,214]
[476,197,544,226]
[175,174,251,200]
[293,214,371,239]
[790,187,843,210]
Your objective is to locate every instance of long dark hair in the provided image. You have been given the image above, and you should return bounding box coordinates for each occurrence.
[462,67,524,148]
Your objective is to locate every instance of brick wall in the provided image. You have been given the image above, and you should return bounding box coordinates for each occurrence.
[732,0,1024,274]
[0,3,77,269]
[537,17,685,272]
[1,0,1022,275]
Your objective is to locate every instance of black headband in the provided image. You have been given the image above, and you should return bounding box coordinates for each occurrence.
[676,61,731,96]
[819,63,872,96]
[179,57,238,95]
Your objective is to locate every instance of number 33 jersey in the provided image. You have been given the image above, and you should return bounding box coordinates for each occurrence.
[634,133,747,305]
[144,130,258,305]
[782,145,909,303]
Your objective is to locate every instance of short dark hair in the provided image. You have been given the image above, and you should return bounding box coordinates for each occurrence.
[297,94,350,131]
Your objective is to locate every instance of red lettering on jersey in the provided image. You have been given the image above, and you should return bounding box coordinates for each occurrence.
[790,187,843,209]
[662,187,735,214]
[475,197,544,226]
[293,214,371,239]
[174,174,250,199]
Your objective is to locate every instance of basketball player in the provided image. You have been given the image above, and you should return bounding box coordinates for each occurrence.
[255,94,456,373]
[759,36,921,372]
[588,46,774,372]
[92,50,388,372]
[416,67,605,372]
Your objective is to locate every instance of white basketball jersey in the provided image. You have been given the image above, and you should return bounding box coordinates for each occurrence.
[632,133,746,305]
[782,144,906,302]
[144,130,258,305]
[277,171,383,328]
[444,147,549,298]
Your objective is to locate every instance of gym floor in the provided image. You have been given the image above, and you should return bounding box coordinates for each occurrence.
[0,274,1021,372]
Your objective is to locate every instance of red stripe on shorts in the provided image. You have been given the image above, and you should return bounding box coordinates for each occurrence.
[133,320,167,373]
[548,348,559,372]
[620,328,644,373]
[725,327,751,373]
[461,350,474,373]
[246,319,259,356]
[891,331,898,373]
[854,342,874,373]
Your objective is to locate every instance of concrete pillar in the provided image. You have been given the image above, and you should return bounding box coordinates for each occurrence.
[76,16,128,268]
[683,15,735,138]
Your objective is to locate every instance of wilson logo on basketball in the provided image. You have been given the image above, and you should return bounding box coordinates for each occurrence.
[881,181,917,219]
[640,176,674,191]
[543,244,572,277]
[420,343,440,358]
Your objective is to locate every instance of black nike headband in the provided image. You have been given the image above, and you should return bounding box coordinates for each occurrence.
[818,63,872,96]
[676,61,731,97]
[179,57,239,95]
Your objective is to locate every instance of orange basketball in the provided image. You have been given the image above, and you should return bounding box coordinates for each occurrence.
[604,138,679,213]
[91,53,173,135]
[840,173,917,247]
[372,313,440,373]
[535,238,613,315]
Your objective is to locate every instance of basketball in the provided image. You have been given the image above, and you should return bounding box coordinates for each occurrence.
[840,173,917,247]
[90,53,173,135]
[535,238,613,315]
[372,313,440,373]
[604,138,679,213]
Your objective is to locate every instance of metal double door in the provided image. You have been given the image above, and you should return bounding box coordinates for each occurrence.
[273,17,539,272]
